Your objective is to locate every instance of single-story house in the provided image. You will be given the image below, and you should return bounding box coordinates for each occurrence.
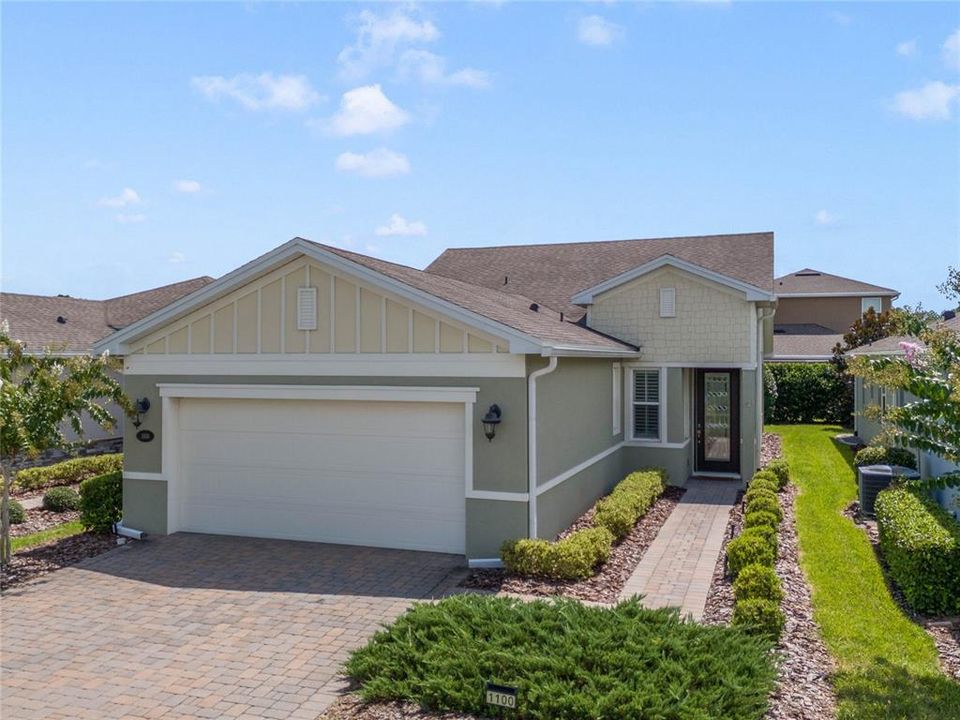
[850,313,960,519]
[93,233,777,563]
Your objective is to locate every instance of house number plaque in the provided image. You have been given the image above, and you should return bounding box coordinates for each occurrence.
[136,429,155,442]
[485,683,517,709]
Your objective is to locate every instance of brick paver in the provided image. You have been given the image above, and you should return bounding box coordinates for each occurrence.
[620,479,739,619]
[1,533,464,720]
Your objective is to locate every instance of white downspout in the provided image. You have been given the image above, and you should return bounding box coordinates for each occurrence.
[528,356,559,539]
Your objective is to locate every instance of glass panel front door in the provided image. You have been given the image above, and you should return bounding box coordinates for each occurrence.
[703,372,731,462]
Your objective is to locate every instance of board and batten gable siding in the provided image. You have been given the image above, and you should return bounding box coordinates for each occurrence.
[130,256,505,356]
[588,266,755,364]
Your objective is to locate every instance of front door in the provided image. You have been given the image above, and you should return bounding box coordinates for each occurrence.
[695,369,740,474]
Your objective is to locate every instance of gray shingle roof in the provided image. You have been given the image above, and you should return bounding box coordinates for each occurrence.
[426,232,775,319]
[775,269,898,296]
[770,333,844,360]
[847,315,960,357]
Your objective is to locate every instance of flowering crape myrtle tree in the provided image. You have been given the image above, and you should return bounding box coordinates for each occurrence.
[0,323,129,566]
[849,269,960,489]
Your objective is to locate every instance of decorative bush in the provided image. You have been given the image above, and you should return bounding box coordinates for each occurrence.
[744,486,778,507]
[747,476,778,496]
[8,500,26,524]
[15,453,123,491]
[741,525,778,554]
[764,459,790,490]
[732,598,785,641]
[743,510,780,532]
[42,487,81,512]
[501,527,614,581]
[875,486,960,615]
[752,469,781,488]
[727,533,776,577]
[733,564,783,604]
[765,362,852,425]
[853,445,917,470]
[762,364,778,423]
[593,469,666,540]
[745,494,782,523]
[79,471,122,532]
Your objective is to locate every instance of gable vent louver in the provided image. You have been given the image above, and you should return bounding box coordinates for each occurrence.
[659,288,676,318]
[297,287,317,331]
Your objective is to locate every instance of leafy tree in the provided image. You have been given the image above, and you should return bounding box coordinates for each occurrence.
[0,324,129,565]
[831,307,898,370]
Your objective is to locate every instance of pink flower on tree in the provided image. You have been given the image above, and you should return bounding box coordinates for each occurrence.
[899,341,928,370]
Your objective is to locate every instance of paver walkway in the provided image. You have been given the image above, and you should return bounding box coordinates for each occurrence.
[620,479,739,619]
[1,533,464,720]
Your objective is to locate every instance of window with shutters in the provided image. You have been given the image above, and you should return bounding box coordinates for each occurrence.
[631,369,661,441]
[297,287,317,331]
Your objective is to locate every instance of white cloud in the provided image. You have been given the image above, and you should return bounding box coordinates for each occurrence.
[397,50,491,88]
[893,80,960,120]
[375,213,428,237]
[168,252,186,264]
[335,148,411,177]
[577,15,624,47]
[814,210,837,226]
[98,187,141,208]
[191,73,321,111]
[944,28,960,71]
[828,11,852,26]
[338,7,440,80]
[115,213,146,224]
[896,39,918,57]
[174,179,202,193]
[323,85,410,136]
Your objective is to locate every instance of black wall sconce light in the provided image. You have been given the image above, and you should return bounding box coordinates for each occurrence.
[481,404,502,442]
[132,397,151,428]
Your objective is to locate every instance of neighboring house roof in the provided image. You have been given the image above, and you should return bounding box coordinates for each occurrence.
[848,315,960,357]
[426,232,775,319]
[775,268,899,298]
[770,331,844,361]
[1,277,214,353]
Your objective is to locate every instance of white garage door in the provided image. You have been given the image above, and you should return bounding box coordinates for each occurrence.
[177,397,466,554]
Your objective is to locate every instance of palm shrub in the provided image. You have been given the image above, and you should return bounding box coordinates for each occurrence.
[733,564,783,603]
[79,471,122,532]
[727,533,775,577]
[42,486,80,512]
[732,598,785,641]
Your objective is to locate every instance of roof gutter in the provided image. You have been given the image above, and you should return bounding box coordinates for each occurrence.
[527,356,558,539]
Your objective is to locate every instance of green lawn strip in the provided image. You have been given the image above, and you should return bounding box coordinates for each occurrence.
[11,520,85,552]
[768,424,960,720]
[346,594,776,719]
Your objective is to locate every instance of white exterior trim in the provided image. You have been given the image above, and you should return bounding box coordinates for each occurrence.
[528,356,559,538]
[570,255,776,305]
[625,366,666,443]
[625,360,758,369]
[767,355,834,362]
[612,362,622,436]
[157,383,479,403]
[694,471,742,479]
[536,442,624,496]
[123,471,166,482]
[468,490,529,502]
[776,291,898,298]
[468,558,504,569]
[624,439,691,449]
[124,353,526,378]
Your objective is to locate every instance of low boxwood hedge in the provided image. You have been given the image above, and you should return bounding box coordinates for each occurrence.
[732,597,785,641]
[593,469,666,540]
[741,525,778,554]
[747,476,778,496]
[43,486,81,512]
[745,494,782,523]
[727,533,776,578]
[743,510,780,532]
[502,527,614,581]
[733,564,783,604]
[7,500,25,524]
[15,453,123,491]
[764,460,790,490]
[854,445,917,469]
[744,485,777,506]
[79,471,122,532]
[875,486,960,616]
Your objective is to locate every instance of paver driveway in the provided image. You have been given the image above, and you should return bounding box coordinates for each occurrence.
[1,533,465,720]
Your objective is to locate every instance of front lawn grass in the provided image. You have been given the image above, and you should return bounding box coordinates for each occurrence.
[346,594,776,719]
[11,520,84,552]
[769,424,960,720]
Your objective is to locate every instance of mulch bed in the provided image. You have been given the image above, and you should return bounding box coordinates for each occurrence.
[9,508,80,537]
[0,531,116,591]
[705,433,837,720]
[322,695,477,720]
[843,501,960,682]
[462,485,686,604]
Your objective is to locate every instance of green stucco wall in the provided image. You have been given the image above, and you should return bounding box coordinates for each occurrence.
[740,368,759,480]
[536,448,623,540]
[622,445,690,487]
[122,477,166,536]
[466,498,527,558]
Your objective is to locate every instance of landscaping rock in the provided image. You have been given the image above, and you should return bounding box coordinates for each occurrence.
[0,532,116,591]
[322,695,475,720]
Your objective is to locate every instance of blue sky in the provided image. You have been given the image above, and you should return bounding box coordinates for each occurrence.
[3,1,958,310]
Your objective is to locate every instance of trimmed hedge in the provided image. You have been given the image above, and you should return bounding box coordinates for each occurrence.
[8,500,25,524]
[501,527,614,581]
[593,469,666,540]
[741,525,778,554]
[765,362,852,425]
[854,445,917,470]
[744,510,780,532]
[747,477,779,496]
[43,487,81,512]
[744,486,778,507]
[745,494,782,523]
[765,459,790,490]
[875,486,960,615]
[733,564,783,604]
[727,533,775,578]
[79,471,122,532]
[732,598,785,641]
[15,453,123,491]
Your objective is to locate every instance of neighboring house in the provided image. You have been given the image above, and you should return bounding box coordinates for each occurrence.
[850,314,960,519]
[93,233,777,563]
[1,277,214,444]
[769,268,900,362]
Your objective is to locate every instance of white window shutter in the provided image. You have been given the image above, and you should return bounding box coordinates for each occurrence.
[297,287,317,331]
[659,287,676,318]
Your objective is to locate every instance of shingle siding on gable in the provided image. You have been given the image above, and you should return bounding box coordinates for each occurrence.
[588,267,753,364]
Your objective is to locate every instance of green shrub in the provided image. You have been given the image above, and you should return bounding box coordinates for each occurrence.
[741,525,778,554]
[727,533,776,577]
[765,362,852,425]
[502,527,614,581]
[744,486,777,507]
[745,494,782,523]
[8,500,26,524]
[763,364,778,423]
[593,469,666,540]
[732,598,785,641]
[765,459,790,490]
[42,487,80,512]
[78,471,122,532]
[752,469,780,487]
[854,445,917,470]
[747,476,778,496]
[733,564,783,603]
[15,453,123,491]
[875,486,960,615]
[743,510,780,531]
